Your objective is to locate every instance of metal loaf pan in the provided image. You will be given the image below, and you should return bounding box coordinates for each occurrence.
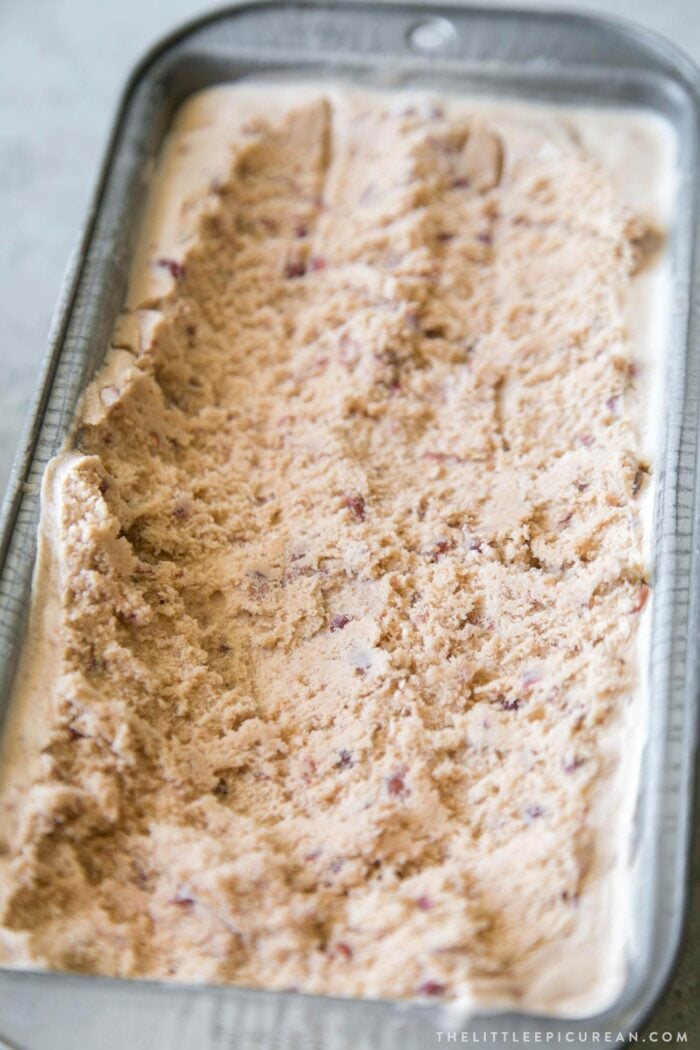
[0,3,699,1047]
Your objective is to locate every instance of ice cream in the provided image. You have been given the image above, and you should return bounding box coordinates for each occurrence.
[0,83,674,1015]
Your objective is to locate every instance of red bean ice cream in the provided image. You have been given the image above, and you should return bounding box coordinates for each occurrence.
[0,85,673,1015]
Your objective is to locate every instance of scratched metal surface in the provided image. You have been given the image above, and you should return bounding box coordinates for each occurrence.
[0,4,698,1047]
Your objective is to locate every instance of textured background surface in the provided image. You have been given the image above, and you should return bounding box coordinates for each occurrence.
[0,0,698,1042]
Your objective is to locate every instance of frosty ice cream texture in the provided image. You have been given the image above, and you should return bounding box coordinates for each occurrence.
[0,84,672,1014]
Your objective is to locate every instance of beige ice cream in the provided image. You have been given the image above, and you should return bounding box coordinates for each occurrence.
[0,83,673,1015]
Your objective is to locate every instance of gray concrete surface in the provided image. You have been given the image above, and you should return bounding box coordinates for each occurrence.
[0,0,698,1043]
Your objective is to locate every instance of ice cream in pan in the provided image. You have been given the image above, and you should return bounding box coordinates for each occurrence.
[0,83,673,1015]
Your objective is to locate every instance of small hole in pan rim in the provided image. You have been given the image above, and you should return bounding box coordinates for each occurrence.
[407,17,458,55]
